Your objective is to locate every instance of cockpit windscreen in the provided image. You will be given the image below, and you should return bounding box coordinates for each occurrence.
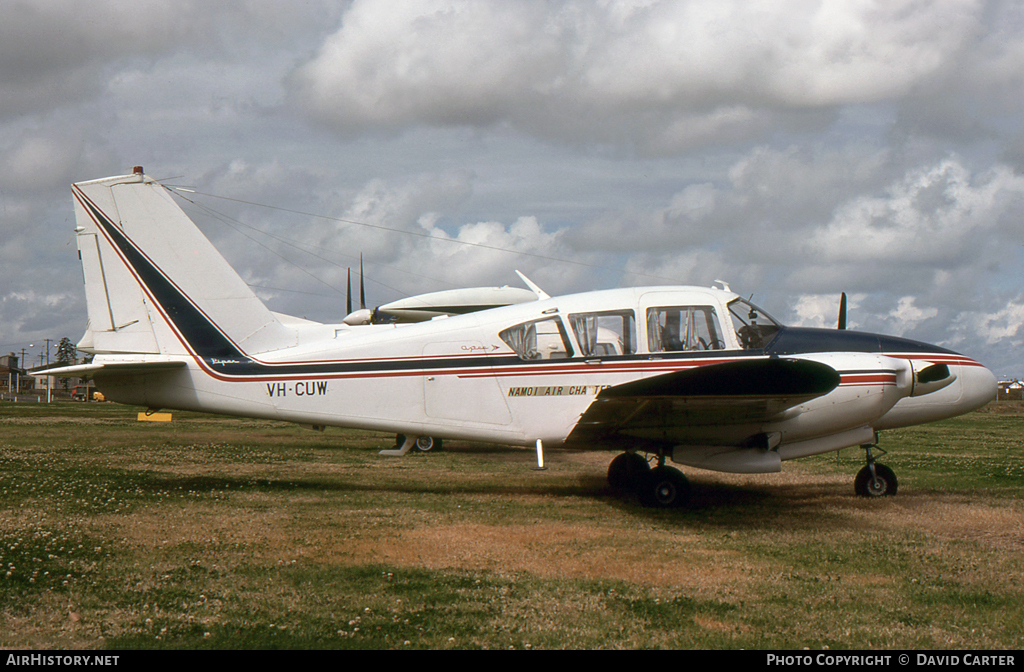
[728,298,782,349]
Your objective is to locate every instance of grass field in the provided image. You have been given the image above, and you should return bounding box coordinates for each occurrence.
[1,400,1021,649]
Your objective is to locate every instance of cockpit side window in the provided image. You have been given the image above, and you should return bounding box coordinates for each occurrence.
[646,306,725,352]
[499,316,574,360]
[728,298,782,350]
[568,310,636,357]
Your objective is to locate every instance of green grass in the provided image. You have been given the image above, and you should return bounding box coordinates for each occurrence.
[1,400,1022,649]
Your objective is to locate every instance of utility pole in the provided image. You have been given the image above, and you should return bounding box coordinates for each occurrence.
[18,347,27,395]
[45,338,51,403]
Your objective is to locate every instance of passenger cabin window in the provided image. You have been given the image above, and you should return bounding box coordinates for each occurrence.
[728,298,781,349]
[647,306,725,352]
[499,317,574,360]
[568,310,636,357]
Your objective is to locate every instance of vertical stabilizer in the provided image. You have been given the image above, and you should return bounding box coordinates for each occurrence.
[72,169,295,357]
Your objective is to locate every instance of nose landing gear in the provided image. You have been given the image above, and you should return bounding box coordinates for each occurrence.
[854,443,898,497]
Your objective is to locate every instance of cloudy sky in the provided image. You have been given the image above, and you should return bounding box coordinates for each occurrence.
[2,0,1023,377]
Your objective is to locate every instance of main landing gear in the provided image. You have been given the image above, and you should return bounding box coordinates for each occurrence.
[409,435,443,453]
[379,434,444,456]
[854,443,898,497]
[607,451,691,508]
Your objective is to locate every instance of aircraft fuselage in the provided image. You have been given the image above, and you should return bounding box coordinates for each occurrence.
[91,287,995,472]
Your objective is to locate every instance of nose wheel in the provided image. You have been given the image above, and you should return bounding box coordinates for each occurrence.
[854,443,898,497]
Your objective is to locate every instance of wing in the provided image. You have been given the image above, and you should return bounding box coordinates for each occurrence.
[566,358,839,447]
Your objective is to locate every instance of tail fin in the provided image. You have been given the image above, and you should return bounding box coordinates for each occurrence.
[72,169,295,357]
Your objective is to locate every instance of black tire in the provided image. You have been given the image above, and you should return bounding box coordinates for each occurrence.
[641,466,691,508]
[414,436,442,453]
[607,452,651,491]
[854,464,898,497]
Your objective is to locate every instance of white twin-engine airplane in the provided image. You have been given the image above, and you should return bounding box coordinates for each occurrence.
[51,168,997,508]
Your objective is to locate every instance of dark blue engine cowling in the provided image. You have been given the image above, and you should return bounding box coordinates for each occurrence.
[764,327,959,357]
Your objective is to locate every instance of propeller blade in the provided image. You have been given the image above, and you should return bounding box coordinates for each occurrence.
[838,292,847,330]
[346,268,352,315]
[359,254,366,310]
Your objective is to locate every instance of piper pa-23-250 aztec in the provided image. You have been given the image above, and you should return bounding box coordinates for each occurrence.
[48,167,997,508]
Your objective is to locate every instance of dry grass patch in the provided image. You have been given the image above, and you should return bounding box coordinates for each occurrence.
[852,497,1024,550]
[341,522,756,590]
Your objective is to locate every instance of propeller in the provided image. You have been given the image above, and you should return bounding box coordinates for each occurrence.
[838,292,847,330]
[342,254,373,325]
[359,253,366,310]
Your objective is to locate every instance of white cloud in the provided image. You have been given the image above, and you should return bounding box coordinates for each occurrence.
[620,250,734,288]
[804,159,1024,267]
[951,300,1024,346]
[791,293,864,330]
[291,0,986,152]
[0,129,115,193]
[185,168,591,315]
[0,1,202,117]
[0,289,81,339]
[885,296,939,337]
[0,1,343,119]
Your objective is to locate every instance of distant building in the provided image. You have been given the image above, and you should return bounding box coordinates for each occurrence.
[0,353,26,392]
[997,380,1024,401]
[32,372,58,391]
[22,356,92,396]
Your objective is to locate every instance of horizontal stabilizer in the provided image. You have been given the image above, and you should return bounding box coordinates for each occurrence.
[31,361,186,378]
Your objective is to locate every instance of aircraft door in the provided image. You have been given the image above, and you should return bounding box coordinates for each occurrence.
[422,342,512,425]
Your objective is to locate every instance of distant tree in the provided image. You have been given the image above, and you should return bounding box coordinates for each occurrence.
[57,337,77,365]
[56,337,76,392]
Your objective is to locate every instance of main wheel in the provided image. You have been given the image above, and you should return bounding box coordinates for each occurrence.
[641,466,691,508]
[854,463,898,497]
[414,436,442,453]
[607,452,651,491]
